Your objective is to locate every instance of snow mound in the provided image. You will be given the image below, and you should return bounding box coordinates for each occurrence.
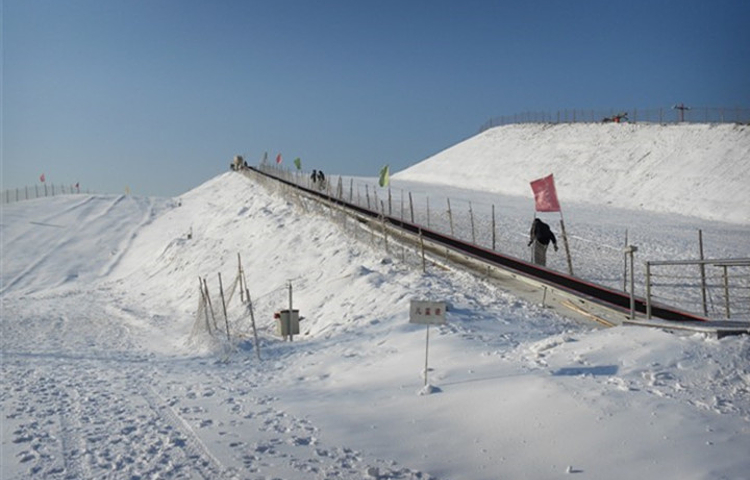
[395,123,750,224]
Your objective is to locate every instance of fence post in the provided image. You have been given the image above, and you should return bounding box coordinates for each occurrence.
[469,202,476,244]
[447,198,454,236]
[623,229,629,292]
[419,228,426,273]
[624,245,638,319]
[645,262,652,319]
[400,189,404,222]
[409,192,415,223]
[218,272,231,342]
[381,206,389,254]
[426,197,431,228]
[698,230,708,315]
[198,277,212,335]
[722,265,731,319]
[492,204,496,250]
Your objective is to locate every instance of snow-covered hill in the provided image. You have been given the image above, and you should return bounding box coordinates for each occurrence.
[395,123,750,224]
[2,129,749,479]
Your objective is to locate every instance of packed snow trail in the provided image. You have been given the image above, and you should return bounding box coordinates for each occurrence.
[1,188,439,479]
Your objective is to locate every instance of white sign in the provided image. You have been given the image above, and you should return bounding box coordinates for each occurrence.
[409,300,446,325]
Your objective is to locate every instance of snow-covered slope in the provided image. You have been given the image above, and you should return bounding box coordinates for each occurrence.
[2,166,749,479]
[395,123,750,224]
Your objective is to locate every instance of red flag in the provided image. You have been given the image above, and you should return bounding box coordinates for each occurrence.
[40,173,46,183]
[530,174,561,212]
[276,153,282,164]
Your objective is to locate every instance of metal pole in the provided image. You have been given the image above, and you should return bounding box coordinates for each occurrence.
[419,228,426,273]
[624,246,638,319]
[699,229,708,315]
[400,189,404,222]
[646,262,652,319]
[630,249,636,319]
[409,192,415,223]
[469,202,476,245]
[447,198,454,236]
[723,265,731,319]
[491,204,496,251]
[238,252,245,303]
[426,197,431,228]
[424,325,430,387]
[623,229,629,292]
[288,281,293,341]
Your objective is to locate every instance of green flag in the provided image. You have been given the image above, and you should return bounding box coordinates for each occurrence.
[294,157,302,170]
[378,164,390,187]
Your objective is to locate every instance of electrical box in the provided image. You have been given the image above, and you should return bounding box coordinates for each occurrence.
[276,309,300,337]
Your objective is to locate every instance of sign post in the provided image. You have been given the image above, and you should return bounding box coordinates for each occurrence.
[409,300,447,387]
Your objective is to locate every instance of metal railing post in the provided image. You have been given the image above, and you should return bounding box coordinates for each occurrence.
[645,261,652,319]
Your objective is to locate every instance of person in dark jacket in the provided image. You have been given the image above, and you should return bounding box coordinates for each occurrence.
[316,170,326,189]
[528,218,558,266]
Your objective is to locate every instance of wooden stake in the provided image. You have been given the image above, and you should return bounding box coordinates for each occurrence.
[238,252,245,303]
[247,291,261,361]
[198,277,212,335]
[559,215,574,275]
[203,278,218,331]
[218,272,230,341]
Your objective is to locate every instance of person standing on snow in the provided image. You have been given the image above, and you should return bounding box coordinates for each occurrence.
[316,170,326,189]
[528,218,558,266]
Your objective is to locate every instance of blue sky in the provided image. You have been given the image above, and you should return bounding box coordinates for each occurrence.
[3,0,749,197]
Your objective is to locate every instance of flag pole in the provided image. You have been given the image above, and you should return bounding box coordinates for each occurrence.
[530,173,573,275]
[558,209,574,275]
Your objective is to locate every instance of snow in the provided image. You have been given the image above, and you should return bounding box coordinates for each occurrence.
[395,122,750,224]
[2,123,750,479]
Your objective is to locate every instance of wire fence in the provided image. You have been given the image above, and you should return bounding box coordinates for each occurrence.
[254,164,749,321]
[1,184,87,204]
[479,106,750,132]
